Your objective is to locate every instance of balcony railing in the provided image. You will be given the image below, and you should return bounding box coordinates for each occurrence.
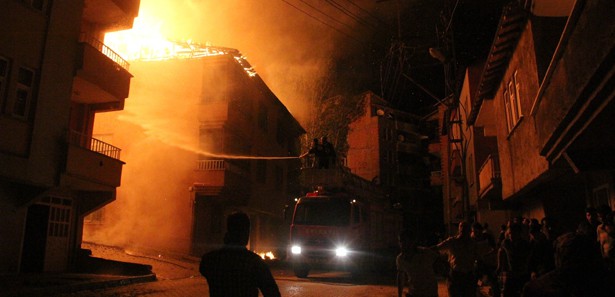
[79,33,130,71]
[68,130,121,160]
[197,160,225,171]
[478,154,500,197]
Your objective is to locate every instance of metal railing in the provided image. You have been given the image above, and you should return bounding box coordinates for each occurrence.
[68,130,121,160]
[196,160,226,171]
[79,33,130,71]
[478,154,500,196]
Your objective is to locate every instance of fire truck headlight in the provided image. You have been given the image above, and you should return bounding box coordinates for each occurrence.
[335,246,349,257]
[291,245,302,255]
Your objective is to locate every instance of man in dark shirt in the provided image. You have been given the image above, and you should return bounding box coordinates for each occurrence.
[200,211,281,297]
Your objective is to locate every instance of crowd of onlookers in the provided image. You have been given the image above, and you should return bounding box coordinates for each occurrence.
[397,205,615,297]
[460,205,614,297]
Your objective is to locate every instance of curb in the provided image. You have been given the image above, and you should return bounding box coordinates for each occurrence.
[1,274,157,297]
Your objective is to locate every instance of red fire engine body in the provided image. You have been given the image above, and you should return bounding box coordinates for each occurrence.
[288,167,401,278]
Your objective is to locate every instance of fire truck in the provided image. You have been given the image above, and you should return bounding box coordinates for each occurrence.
[287,166,402,278]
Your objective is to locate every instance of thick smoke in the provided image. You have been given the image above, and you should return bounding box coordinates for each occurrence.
[83,0,380,254]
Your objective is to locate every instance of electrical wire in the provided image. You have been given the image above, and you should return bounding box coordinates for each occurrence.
[280,0,364,44]
[296,0,356,32]
[324,0,380,30]
[341,0,386,26]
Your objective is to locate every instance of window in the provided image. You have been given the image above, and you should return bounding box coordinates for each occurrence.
[293,200,350,226]
[504,70,523,133]
[0,56,9,111]
[13,67,35,119]
[84,209,104,224]
[41,197,72,238]
[21,0,48,12]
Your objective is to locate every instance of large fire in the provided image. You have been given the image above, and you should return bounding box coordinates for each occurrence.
[105,16,257,77]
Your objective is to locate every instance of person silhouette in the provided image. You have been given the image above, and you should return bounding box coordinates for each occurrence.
[199,211,281,297]
[308,138,324,168]
[321,136,336,168]
[397,229,439,297]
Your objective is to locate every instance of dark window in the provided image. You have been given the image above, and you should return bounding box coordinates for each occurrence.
[293,199,350,226]
[0,57,9,112]
[21,0,47,12]
[13,67,35,119]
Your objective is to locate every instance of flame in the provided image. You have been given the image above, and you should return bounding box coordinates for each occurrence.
[104,16,257,77]
[257,251,276,260]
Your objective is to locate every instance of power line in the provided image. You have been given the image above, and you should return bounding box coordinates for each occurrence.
[280,0,364,44]
[324,0,380,30]
[297,0,356,32]
[341,0,386,26]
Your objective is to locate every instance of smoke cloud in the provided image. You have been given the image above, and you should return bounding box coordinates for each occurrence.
[83,0,380,254]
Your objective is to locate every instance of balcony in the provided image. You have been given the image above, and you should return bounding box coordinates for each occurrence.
[72,34,132,111]
[82,0,140,31]
[192,160,251,193]
[62,131,124,190]
[192,160,252,205]
[478,154,501,200]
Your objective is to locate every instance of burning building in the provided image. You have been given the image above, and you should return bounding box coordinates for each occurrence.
[84,43,305,258]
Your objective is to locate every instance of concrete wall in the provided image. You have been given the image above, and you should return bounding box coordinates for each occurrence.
[494,20,550,200]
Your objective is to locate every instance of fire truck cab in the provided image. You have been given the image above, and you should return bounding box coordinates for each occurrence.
[288,166,401,278]
[288,190,371,277]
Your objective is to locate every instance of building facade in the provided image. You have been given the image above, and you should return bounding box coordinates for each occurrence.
[459,0,614,232]
[84,52,304,257]
[345,91,442,242]
[0,0,140,273]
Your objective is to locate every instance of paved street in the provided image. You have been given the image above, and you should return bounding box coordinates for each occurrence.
[52,274,404,297]
[52,243,451,297]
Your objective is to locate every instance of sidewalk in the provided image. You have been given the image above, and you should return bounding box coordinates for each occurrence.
[0,273,156,297]
[0,242,196,297]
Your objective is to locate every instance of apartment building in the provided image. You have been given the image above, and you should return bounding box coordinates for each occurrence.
[193,54,305,256]
[344,91,442,241]
[460,0,614,231]
[84,51,305,257]
[0,0,140,273]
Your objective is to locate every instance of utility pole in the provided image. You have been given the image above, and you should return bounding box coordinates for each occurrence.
[432,0,471,235]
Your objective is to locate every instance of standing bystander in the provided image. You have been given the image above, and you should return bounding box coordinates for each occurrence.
[596,204,615,270]
[435,221,480,297]
[497,223,531,297]
[397,229,440,297]
[200,211,281,297]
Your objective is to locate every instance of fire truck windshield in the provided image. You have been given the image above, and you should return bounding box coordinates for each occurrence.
[293,199,350,226]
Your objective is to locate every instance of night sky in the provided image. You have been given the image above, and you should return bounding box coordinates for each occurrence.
[325,0,505,116]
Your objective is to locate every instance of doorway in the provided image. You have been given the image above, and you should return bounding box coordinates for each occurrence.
[21,204,50,272]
